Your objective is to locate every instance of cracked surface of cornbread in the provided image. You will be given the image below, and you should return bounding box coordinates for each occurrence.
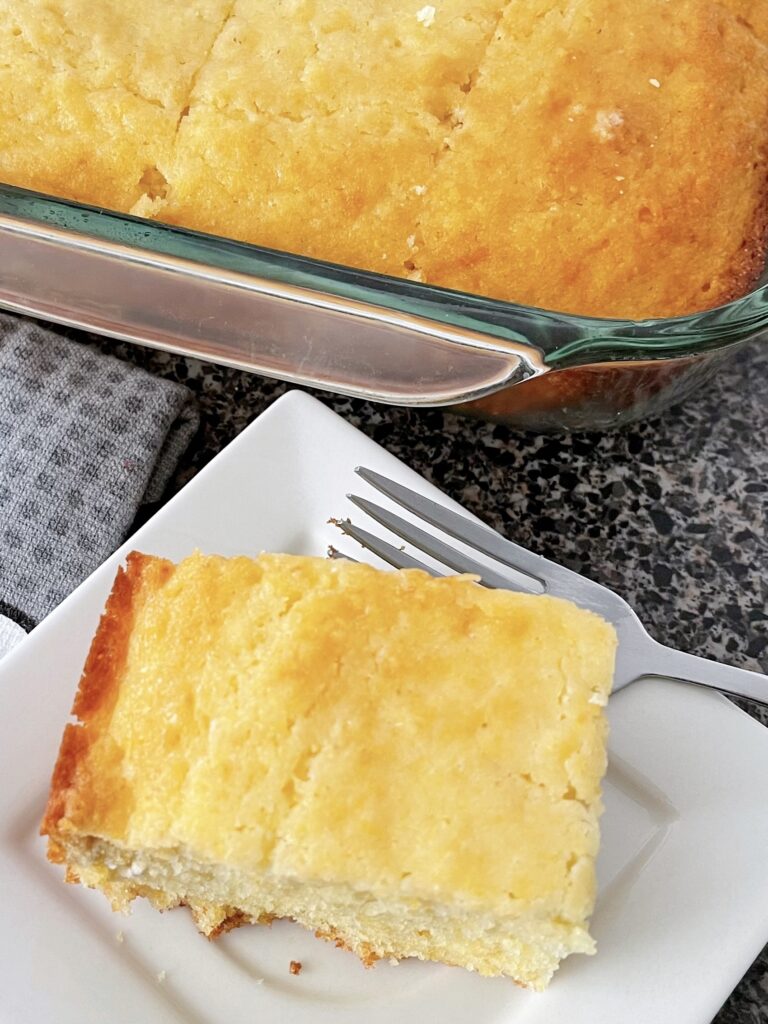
[0,0,232,210]
[3,0,768,316]
[42,551,616,990]
[147,0,505,278]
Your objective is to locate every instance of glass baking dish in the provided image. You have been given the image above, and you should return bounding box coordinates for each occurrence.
[1,182,766,430]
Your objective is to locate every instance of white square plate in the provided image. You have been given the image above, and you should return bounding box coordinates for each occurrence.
[1,390,767,1024]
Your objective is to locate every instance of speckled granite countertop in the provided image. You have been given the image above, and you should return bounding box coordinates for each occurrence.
[91,333,768,1024]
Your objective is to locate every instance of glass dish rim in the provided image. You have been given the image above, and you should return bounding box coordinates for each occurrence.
[2,181,767,368]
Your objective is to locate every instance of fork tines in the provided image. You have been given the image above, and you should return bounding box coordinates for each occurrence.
[336,466,547,593]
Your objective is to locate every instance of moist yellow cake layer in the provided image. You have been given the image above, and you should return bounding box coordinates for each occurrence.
[42,551,616,989]
[0,0,232,210]
[62,841,597,986]
[4,0,768,316]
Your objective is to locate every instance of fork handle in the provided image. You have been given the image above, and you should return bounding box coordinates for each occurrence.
[642,641,768,707]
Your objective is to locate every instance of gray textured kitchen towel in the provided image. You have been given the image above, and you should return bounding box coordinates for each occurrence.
[0,314,199,628]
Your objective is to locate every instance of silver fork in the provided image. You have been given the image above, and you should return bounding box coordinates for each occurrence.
[333,466,768,708]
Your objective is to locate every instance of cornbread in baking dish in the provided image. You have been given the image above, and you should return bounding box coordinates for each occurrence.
[3,0,768,319]
[4,0,768,319]
[41,552,617,989]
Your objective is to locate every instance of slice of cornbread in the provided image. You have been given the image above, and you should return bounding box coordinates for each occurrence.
[42,551,616,990]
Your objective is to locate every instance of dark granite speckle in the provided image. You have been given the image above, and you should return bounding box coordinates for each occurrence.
[82,330,767,1023]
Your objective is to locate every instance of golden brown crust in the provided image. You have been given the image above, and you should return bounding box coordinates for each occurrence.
[315,928,381,968]
[201,909,276,939]
[718,169,768,310]
[40,552,174,845]
[312,925,535,981]
[204,911,250,939]
[72,553,158,721]
[39,724,91,842]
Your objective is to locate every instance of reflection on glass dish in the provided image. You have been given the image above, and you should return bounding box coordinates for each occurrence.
[1,184,766,430]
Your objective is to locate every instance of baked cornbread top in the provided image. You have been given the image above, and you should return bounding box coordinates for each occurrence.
[0,1,232,211]
[46,552,616,921]
[3,0,768,317]
[417,0,768,318]
[142,0,506,279]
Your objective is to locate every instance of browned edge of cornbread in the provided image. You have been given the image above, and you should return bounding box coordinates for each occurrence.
[40,552,174,865]
[722,182,768,311]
